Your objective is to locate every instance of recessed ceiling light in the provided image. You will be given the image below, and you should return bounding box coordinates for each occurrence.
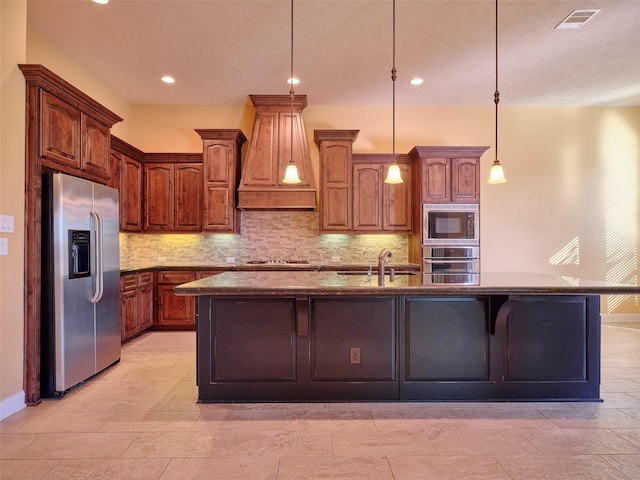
[555,9,601,29]
[92,0,109,4]
[409,77,424,86]
[161,76,175,84]
[287,77,300,85]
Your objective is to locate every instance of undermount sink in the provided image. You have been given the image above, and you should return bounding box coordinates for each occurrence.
[337,271,417,276]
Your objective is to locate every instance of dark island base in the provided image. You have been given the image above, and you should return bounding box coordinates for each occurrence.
[196,294,601,402]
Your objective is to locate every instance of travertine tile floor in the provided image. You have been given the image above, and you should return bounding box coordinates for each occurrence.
[2,324,640,479]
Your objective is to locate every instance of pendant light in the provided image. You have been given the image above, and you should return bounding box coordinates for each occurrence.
[282,0,302,184]
[487,0,507,184]
[384,0,403,184]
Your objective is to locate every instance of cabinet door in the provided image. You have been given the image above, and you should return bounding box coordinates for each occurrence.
[144,164,173,231]
[383,163,412,231]
[81,114,110,179]
[421,158,451,203]
[353,164,382,231]
[451,158,480,203]
[120,279,139,341]
[203,141,235,232]
[174,164,203,231]
[138,284,154,331]
[121,290,138,340]
[120,155,143,232]
[157,285,196,326]
[156,271,196,327]
[320,143,352,231]
[39,91,81,169]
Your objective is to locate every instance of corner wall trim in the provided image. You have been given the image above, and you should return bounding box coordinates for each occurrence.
[0,391,26,421]
[601,313,640,323]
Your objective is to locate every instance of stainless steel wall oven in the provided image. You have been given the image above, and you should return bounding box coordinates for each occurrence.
[423,246,480,285]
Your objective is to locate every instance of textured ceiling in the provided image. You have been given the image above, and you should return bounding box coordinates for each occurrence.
[26,0,640,107]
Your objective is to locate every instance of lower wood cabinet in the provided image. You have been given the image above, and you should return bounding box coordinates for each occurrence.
[120,272,154,341]
[156,271,197,328]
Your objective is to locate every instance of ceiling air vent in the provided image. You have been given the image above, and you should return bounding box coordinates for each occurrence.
[555,9,601,29]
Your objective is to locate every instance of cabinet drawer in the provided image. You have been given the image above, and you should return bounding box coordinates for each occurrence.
[157,271,196,284]
[138,272,154,287]
[120,274,138,291]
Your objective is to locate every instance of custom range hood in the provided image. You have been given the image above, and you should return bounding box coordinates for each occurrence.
[238,95,316,210]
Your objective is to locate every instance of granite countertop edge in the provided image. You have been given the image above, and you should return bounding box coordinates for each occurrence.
[172,270,640,296]
[120,263,420,274]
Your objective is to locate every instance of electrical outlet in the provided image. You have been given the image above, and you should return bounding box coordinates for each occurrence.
[157,257,167,263]
[350,347,361,365]
[0,215,14,233]
[331,256,341,263]
[226,257,235,263]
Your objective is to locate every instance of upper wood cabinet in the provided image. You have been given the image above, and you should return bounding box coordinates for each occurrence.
[22,64,123,183]
[143,155,203,232]
[111,136,144,232]
[40,91,81,169]
[353,156,412,233]
[195,129,247,233]
[81,114,110,179]
[315,130,412,234]
[409,146,488,204]
[315,130,359,232]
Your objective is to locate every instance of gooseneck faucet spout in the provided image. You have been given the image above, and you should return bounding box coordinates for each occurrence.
[377,248,393,286]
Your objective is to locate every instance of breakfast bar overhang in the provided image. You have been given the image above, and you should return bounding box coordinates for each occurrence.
[175,271,640,403]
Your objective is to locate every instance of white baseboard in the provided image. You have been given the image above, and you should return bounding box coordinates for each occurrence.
[0,391,26,421]
[601,313,640,323]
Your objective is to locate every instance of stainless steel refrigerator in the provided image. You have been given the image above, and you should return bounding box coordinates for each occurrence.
[41,172,121,397]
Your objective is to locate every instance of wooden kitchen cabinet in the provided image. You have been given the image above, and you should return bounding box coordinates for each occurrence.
[39,89,114,181]
[143,160,203,232]
[156,271,197,328]
[81,114,111,179]
[315,129,412,234]
[315,130,359,232]
[40,90,81,170]
[352,155,412,233]
[120,271,154,341]
[111,136,144,232]
[409,146,488,204]
[195,129,247,233]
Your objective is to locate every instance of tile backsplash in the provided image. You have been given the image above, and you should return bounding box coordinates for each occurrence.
[120,210,409,269]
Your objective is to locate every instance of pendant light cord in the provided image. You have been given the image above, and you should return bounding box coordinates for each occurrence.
[391,0,397,162]
[290,0,294,166]
[494,0,499,164]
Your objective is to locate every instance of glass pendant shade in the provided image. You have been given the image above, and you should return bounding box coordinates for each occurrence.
[282,163,302,184]
[487,160,507,184]
[385,163,403,184]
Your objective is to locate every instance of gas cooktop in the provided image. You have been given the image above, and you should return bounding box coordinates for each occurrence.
[246,260,310,265]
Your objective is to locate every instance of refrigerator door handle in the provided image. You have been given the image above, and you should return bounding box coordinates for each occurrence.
[89,210,104,303]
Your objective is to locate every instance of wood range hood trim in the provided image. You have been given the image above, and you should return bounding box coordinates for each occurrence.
[238,94,317,210]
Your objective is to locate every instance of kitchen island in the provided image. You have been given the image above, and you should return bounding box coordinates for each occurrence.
[175,271,640,403]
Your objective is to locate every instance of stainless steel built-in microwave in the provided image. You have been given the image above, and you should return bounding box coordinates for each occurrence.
[423,204,479,245]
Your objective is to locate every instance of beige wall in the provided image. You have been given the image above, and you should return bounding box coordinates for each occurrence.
[2,20,639,418]
[1,0,27,418]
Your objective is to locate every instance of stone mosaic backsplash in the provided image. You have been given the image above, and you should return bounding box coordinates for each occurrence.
[120,210,409,269]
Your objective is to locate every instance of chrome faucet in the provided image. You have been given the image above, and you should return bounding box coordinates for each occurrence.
[377,248,393,286]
